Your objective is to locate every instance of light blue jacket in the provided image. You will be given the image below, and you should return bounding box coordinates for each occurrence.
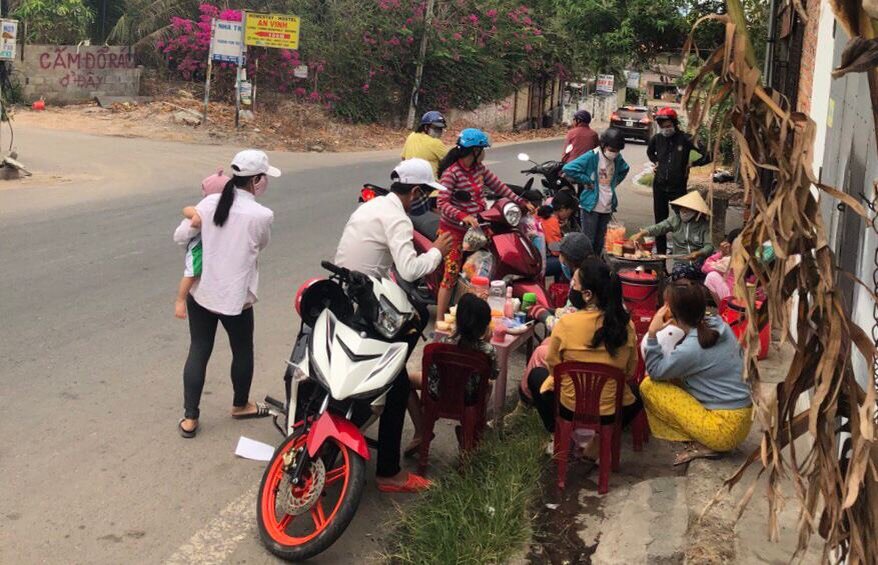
[561,148,630,213]
[644,317,751,410]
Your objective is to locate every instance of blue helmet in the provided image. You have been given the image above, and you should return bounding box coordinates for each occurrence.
[457,128,491,148]
[419,110,447,128]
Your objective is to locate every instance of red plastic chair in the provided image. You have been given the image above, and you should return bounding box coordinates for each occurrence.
[418,343,493,474]
[552,362,626,495]
[629,348,651,452]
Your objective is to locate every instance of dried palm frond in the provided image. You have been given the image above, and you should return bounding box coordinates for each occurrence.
[682,0,878,562]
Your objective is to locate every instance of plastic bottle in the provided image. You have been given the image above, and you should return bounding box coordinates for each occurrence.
[488,280,506,314]
[503,287,514,318]
[470,276,490,300]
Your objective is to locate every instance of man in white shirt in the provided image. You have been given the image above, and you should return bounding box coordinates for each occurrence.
[333,158,452,493]
[335,159,453,281]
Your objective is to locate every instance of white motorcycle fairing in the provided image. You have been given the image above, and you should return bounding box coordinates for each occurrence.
[367,275,415,315]
[309,309,408,402]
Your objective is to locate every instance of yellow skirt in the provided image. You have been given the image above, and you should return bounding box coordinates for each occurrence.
[639,377,752,452]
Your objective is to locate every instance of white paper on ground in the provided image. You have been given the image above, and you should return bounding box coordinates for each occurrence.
[234,436,275,462]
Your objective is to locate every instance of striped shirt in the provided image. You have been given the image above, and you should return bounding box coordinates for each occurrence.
[438,161,525,233]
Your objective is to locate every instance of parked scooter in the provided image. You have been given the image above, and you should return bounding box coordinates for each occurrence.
[516,143,577,199]
[516,144,581,231]
[358,186,550,308]
[256,261,419,562]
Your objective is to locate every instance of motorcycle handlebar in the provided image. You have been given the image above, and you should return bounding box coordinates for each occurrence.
[321,261,349,278]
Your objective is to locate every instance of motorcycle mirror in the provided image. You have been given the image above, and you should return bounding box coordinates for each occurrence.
[564,143,574,155]
[517,152,530,162]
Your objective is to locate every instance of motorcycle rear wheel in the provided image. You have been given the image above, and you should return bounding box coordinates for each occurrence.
[257,429,366,561]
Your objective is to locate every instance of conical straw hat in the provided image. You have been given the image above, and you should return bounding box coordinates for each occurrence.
[670,190,712,216]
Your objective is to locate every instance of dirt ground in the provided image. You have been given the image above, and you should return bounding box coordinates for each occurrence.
[12,77,568,153]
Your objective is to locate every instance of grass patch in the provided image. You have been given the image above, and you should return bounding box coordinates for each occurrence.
[637,172,654,187]
[385,414,546,564]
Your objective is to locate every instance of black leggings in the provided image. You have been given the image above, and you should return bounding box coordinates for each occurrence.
[525,367,643,433]
[652,182,686,255]
[183,294,255,420]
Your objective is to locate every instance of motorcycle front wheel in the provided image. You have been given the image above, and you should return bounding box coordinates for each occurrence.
[257,429,366,561]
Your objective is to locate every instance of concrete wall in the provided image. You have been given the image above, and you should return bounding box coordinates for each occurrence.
[808,0,836,178]
[811,17,877,390]
[18,45,142,104]
[447,92,516,131]
[796,0,822,114]
[562,89,627,125]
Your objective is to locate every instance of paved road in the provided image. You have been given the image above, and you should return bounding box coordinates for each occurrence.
[0,126,657,564]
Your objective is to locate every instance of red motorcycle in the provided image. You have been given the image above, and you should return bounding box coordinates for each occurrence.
[359,186,550,308]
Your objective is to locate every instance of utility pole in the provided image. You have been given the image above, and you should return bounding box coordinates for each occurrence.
[406,0,435,130]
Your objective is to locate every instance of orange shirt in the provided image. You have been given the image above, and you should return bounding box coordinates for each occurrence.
[540,215,562,256]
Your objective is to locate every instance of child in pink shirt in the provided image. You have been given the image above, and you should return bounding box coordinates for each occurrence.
[173,170,231,318]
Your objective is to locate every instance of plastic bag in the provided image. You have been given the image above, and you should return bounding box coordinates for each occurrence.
[461,250,494,281]
[462,226,488,252]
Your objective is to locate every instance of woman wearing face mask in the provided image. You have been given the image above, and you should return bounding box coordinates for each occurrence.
[435,128,536,320]
[631,191,714,279]
[525,258,643,459]
[560,128,630,254]
[646,108,711,254]
[401,111,449,216]
[172,149,279,438]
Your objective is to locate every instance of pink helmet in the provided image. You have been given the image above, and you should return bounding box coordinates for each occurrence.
[201,168,231,196]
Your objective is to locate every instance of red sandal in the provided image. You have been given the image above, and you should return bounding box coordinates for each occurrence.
[376,472,433,494]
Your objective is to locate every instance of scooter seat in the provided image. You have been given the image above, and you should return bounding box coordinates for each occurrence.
[411,210,440,240]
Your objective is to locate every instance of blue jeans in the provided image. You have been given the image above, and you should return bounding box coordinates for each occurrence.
[545,255,566,281]
[581,210,612,256]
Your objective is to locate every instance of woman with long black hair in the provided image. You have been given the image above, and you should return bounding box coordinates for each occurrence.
[173,149,279,438]
[526,257,643,459]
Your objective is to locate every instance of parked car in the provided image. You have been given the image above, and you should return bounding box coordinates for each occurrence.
[609,105,655,143]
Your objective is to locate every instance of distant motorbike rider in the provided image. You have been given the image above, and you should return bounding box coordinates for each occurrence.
[562,110,600,163]
[646,108,711,254]
[401,111,450,216]
[333,158,453,493]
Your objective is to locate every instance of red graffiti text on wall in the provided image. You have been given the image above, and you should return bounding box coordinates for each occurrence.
[38,47,135,71]
[59,73,104,89]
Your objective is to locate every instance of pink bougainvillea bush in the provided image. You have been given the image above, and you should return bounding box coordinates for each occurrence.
[158,1,565,122]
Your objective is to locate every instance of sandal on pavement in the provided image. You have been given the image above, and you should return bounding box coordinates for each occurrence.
[232,401,271,420]
[179,418,198,439]
[376,472,433,494]
[673,445,721,466]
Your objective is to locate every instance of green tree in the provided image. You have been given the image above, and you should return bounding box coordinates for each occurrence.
[13,0,95,44]
[553,0,688,78]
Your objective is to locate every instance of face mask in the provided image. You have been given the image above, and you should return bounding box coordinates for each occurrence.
[561,262,573,281]
[428,127,443,139]
[660,127,675,137]
[254,175,268,197]
[679,209,697,223]
[568,287,587,310]
[603,149,619,161]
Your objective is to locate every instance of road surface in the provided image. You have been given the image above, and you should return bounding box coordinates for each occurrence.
[0,126,665,564]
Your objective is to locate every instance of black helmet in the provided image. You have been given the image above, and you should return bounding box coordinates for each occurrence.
[599,127,625,151]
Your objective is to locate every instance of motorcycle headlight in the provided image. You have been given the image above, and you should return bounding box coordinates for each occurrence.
[375,295,412,339]
[503,202,522,227]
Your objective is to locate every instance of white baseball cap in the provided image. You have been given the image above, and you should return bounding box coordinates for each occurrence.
[391,158,444,190]
[230,149,281,178]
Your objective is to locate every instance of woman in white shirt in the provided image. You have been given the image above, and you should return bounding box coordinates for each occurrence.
[176,150,278,438]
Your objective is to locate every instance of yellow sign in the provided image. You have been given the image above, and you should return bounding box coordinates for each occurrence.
[245,12,300,50]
